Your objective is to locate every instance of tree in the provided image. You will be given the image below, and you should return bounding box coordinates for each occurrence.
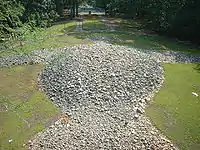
[19,0,58,27]
[0,0,24,39]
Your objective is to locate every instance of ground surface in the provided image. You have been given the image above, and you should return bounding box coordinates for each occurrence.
[147,63,200,150]
[0,15,200,150]
[0,65,59,150]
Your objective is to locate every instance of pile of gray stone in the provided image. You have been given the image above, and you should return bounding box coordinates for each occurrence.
[40,42,164,114]
[0,47,73,68]
[142,49,200,63]
[0,50,53,68]
[29,42,177,149]
[1,39,200,68]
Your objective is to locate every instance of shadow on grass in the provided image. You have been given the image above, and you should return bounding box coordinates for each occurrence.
[82,15,100,20]
[72,30,200,54]
[65,16,200,54]
[120,19,145,30]
[83,22,106,31]
[112,18,200,53]
[62,24,77,33]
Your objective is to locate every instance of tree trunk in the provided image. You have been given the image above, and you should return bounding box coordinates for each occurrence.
[55,0,64,17]
[72,0,75,18]
[75,0,79,17]
[69,0,73,19]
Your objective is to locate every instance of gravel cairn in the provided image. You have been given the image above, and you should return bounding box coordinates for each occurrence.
[30,42,177,149]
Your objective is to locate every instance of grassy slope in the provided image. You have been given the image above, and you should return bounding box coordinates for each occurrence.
[0,65,59,150]
[146,64,200,150]
[0,21,90,57]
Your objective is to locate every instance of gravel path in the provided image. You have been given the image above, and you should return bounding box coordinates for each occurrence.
[1,38,200,68]
[1,39,200,150]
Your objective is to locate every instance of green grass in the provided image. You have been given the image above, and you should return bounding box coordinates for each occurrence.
[0,21,90,57]
[83,19,106,31]
[0,65,60,150]
[146,63,200,150]
[74,31,200,54]
[72,17,200,54]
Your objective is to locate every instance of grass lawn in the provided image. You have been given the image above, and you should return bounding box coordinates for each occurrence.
[74,31,200,54]
[83,19,106,31]
[72,17,200,54]
[0,65,60,150]
[0,21,90,57]
[146,63,200,150]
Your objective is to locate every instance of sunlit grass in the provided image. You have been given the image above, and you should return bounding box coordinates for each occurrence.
[0,65,60,150]
[146,63,200,150]
[0,21,90,57]
[83,19,106,31]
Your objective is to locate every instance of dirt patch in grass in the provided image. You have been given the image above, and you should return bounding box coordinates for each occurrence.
[146,63,200,150]
[0,65,59,150]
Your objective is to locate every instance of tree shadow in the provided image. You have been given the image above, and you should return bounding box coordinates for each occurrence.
[82,22,106,31]
[62,25,77,33]
[60,15,200,56]
[52,20,72,26]
[116,18,200,53]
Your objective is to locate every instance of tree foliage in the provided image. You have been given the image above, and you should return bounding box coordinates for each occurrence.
[21,0,58,27]
[0,0,24,38]
[0,0,88,42]
[0,0,60,41]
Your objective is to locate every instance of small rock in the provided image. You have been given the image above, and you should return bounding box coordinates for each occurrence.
[136,108,144,114]
[134,114,139,119]
[192,92,198,97]
[8,139,13,143]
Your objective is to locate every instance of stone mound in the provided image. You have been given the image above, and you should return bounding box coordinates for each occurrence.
[32,42,175,150]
